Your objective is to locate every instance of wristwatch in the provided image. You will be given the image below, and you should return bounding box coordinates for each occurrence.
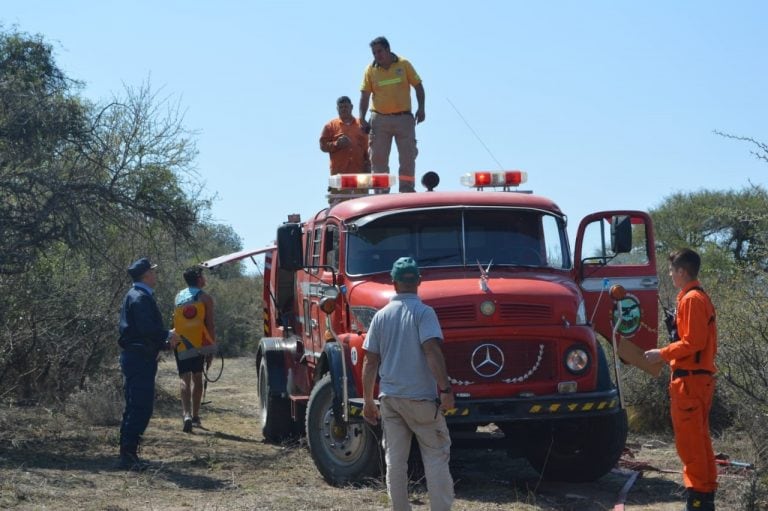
[439,385,452,393]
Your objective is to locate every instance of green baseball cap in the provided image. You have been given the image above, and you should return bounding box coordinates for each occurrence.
[390,257,420,283]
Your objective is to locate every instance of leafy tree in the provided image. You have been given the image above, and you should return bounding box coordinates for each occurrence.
[0,28,215,400]
[644,153,768,477]
[0,29,203,275]
[652,186,768,270]
[206,274,264,356]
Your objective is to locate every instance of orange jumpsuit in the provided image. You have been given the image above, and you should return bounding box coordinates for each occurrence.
[319,118,370,175]
[659,280,717,493]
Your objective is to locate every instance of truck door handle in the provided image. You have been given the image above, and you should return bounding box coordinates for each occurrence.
[641,278,658,287]
[310,319,318,330]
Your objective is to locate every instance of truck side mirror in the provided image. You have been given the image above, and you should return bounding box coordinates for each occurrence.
[611,215,632,254]
[277,223,304,271]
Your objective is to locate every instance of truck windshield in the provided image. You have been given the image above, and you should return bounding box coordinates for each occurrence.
[345,208,570,275]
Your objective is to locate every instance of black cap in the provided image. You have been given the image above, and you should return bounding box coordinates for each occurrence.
[127,257,157,280]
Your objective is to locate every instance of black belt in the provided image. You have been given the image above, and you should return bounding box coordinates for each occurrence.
[672,369,712,379]
[371,110,411,116]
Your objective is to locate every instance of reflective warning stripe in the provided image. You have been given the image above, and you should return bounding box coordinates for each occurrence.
[377,77,402,86]
[443,408,470,417]
[348,398,619,420]
[528,398,618,414]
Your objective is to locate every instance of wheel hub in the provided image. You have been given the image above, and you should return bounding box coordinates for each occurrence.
[320,408,368,464]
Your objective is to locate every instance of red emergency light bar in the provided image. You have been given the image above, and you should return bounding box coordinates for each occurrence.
[460,171,528,189]
[328,173,396,190]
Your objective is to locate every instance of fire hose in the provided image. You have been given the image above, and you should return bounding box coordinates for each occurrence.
[612,450,753,510]
[201,352,224,406]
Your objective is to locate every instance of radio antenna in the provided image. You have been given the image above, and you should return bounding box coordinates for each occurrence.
[447,97,505,170]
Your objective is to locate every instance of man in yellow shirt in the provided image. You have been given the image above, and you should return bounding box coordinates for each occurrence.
[359,36,425,193]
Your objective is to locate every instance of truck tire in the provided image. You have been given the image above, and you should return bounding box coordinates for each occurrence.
[306,374,382,486]
[524,410,628,482]
[257,357,294,442]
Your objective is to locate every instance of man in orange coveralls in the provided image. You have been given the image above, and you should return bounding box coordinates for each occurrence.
[645,248,717,511]
[319,96,370,202]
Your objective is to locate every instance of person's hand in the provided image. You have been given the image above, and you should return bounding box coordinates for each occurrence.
[644,349,662,364]
[438,391,455,412]
[414,108,425,124]
[335,134,350,149]
[362,399,380,426]
[169,329,182,349]
[359,118,369,132]
[205,354,213,370]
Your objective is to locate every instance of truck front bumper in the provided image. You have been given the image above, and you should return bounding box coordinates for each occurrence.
[348,389,620,424]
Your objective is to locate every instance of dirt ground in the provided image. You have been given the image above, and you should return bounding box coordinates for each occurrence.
[0,356,757,510]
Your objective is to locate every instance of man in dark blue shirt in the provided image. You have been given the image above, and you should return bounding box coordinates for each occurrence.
[117,257,180,470]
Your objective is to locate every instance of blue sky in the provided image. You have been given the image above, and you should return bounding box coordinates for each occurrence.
[3,1,767,255]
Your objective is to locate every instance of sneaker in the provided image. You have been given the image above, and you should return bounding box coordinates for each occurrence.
[191,416,202,428]
[183,416,193,433]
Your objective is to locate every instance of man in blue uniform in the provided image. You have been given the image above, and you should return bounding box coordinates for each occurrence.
[117,257,180,470]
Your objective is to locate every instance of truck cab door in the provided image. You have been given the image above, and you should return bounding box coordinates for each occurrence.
[574,211,659,351]
[303,225,324,360]
[304,223,341,360]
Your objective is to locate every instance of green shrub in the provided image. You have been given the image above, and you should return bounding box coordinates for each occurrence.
[66,375,123,426]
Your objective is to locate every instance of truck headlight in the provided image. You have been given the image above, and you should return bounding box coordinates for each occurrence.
[564,345,590,375]
[575,299,587,325]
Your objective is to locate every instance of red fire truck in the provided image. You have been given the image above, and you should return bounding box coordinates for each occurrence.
[202,171,659,485]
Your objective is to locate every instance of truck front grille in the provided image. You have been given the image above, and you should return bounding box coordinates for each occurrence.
[498,303,552,323]
[444,339,557,385]
[433,302,553,326]
[434,305,476,323]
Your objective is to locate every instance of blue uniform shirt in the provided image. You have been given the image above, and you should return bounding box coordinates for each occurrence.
[118,283,170,353]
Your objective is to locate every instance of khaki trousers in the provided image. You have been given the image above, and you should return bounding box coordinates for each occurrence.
[369,113,417,193]
[380,396,454,511]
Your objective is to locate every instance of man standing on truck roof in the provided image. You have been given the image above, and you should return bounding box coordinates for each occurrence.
[645,248,718,511]
[319,96,370,202]
[359,36,424,194]
[362,257,454,511]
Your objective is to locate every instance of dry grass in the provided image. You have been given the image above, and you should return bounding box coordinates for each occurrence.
[0,357,760,510]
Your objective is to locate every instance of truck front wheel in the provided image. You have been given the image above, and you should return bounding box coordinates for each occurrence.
[257,357,294,442]
[524,410,628,482]
[306,374,382,486]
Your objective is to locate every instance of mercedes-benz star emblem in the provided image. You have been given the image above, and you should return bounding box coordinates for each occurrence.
[471,343,505,377]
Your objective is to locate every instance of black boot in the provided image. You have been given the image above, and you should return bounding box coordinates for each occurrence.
[118,443,150,471]
[686,490,715,511]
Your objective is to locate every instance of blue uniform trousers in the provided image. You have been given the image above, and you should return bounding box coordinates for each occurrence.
[119,350,158,447]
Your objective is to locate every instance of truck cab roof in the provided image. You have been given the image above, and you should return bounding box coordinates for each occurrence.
[326,191,564,221]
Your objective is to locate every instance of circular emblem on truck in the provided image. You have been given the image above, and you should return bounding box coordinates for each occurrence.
[612,294,641,337]
[479,300,496,316]
[471,343,505,377]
